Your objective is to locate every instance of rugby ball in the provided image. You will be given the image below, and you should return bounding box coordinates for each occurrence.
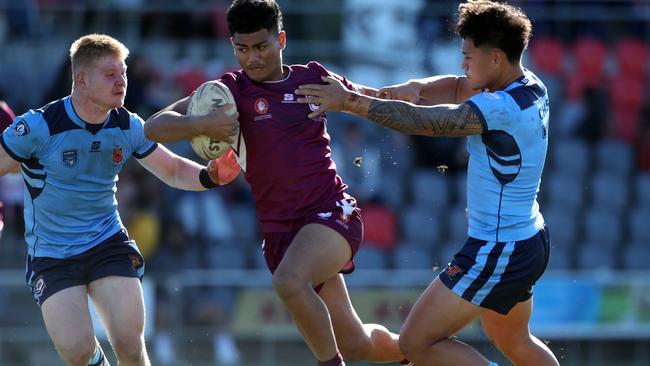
[187,81,238,160]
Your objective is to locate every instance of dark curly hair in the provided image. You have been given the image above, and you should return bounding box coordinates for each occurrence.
[456,0,532,63]
[227,0,283,36]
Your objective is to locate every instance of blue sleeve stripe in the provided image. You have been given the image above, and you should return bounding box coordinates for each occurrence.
[133,143,158,159]
[0,134,29,163]
[464,100,488,132]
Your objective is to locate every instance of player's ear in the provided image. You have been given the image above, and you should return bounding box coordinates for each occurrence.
[278,31,286,50]
[74,70,85,87]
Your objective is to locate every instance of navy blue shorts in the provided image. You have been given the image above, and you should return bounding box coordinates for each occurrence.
[25,229,145,306]
[439,225,550,314]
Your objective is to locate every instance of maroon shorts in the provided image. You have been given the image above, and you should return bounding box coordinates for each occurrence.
[262,196,363,290]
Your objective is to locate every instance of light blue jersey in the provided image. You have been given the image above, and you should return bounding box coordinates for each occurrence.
[0,96,157,258]
[464,69,548,242]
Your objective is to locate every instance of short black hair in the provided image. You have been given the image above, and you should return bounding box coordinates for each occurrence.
[227,0,283,36]
[456,0,532,63]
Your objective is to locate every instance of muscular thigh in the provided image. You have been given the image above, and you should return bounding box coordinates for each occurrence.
[402,278,483,344]
[41,285,94,347]
[89,276,146,338]
[480,296,533,345]
[277,223,353,287]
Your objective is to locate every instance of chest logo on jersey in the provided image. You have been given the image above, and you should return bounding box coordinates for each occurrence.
[254,97,272,121]
[90,141,101,152]
[62,150,78,167]
[281,93,296,104]
[255,98,269,114]
[112,147,123,164]
[13,120,30,136]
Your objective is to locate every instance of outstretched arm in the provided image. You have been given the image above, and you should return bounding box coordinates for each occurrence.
[137,144,239,190]
[144,96,238,143]
[296,76,484,137]
[378,75,479,105]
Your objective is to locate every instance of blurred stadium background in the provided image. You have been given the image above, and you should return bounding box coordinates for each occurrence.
[0,0,649,365]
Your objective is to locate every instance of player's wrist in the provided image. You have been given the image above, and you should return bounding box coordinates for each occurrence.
[199,163,219,189]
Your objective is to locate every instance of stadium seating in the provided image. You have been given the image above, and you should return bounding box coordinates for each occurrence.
[576,242,617,270]
[628,208,650,243]
[622,242,650,270]
[614,38,648,78]
[401,205,442,247]
[635,173,650,207]
[529,36,565,76]
[410,169,450,209]
[392,244,433,270]
[354,246,387,270]
[447,205,469,243]
[583,207,623,246]
[550,139,591,178]
[594,139,634,177]
[544,173,586,214]
[591,172,629,214]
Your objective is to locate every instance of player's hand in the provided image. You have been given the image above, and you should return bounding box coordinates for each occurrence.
[206,149,240,185]
[378,80,422,104]
[296,76,350,118]
[196,105,239,143]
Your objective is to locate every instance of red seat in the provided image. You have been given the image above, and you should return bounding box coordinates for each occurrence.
[572,37,607,84]
[529,37,565,76]
[615,38,648,78]
[361,204,397,250]
[612,108,640,144]
[610,75,644,112]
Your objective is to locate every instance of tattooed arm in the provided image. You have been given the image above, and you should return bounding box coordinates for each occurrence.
[296,76,484,137]
[365,99,484,137]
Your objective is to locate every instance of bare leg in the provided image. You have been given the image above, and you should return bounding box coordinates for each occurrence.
[271,223,352,362]
[320,274,404,362]
[480,297,559,366]
[400,278,490,365]
[89,276,150,366]
[41,286,97,366]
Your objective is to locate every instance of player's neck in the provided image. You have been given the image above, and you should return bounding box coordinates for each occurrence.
[490,64,525,91]
[70,92,110,124]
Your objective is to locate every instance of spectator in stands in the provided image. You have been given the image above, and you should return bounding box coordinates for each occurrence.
[296,1,559,365]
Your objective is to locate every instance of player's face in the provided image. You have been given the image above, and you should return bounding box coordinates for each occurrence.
[460,38,499,91]
[231,29,286,82]
[84,54,128,110]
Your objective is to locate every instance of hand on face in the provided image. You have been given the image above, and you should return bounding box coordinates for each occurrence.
[295,76,349,118]
[197,105,240,143]
[378,80,421,104]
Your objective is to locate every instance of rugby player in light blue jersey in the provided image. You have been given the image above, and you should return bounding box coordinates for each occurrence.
[296,1,560,365]
[0,34,238,366]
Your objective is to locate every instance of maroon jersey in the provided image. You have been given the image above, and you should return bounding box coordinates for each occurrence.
[0,101,16,131]
[220,61,356,232]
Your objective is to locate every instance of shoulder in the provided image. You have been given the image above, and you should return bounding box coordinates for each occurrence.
[288,61,328,75]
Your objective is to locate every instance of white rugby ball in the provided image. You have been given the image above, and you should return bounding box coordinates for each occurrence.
[187,80,238,160]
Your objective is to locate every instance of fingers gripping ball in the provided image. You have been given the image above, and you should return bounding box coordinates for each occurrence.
[188,81,238,159]
[207,149,240,185]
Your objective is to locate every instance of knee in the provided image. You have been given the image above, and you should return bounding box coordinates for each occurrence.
[485,331,529,357]
[338,336,372,361]
[55,337,96,366]
[111,331,146,362]
[399,325,444,363]
[272,270,305,300]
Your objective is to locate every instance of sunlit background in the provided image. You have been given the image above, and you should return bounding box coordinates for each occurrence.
[0,0,649,365]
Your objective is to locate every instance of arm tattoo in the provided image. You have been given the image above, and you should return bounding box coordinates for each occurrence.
[367,100,484,137]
